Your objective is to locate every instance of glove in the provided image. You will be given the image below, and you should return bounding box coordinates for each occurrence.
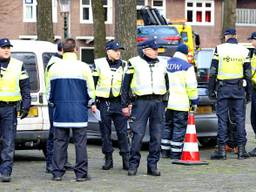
[208,92,217,100]
[190,105,198,112]
[20,109,29,119]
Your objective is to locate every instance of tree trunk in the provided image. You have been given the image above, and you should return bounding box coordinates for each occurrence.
[222,0,237,42]
[37,0,54,42]
[115,0,137,60]
[92,0,106,58]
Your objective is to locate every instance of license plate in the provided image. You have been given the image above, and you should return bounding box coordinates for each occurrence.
[158,48,165,53]
[196,106,212,114]
[17,106,39,118]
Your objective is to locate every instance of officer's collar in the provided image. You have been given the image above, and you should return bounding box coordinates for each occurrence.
[173,52,188,62]
[141,54,159,64]
[226,38,238,44]
[62,52,77,60]
[106,56,121,66]
[0,57,10,64]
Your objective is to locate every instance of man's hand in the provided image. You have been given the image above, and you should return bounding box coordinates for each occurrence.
[20,109,29,119]
[122,107,130,117]
[190,105,198,112]
[208,92,217,100]
[91,104,97,113]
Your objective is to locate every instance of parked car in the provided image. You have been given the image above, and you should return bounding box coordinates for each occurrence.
[10,40,57,157]
[194,48,218,147]
[136,25,182,57]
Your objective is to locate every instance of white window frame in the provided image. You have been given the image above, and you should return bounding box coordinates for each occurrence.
[80,0,113,24]
[23,0,58,23]
[151,0,166,18]
[23,0,37,22]
[185,0,214,26]
[136,0,149,10]
[236,8,256,26]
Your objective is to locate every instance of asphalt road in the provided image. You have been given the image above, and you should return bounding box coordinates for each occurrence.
[1,106,256,192]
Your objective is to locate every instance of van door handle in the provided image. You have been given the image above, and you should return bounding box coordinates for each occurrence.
[39,93,44,104]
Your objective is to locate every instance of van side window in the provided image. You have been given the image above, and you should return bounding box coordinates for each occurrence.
[42,52,57,70]
[11,52,39,92]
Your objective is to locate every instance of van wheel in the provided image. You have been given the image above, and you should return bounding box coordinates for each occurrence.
[198,138,217,147]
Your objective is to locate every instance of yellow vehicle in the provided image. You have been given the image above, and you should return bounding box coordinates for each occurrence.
[170,20,201,64]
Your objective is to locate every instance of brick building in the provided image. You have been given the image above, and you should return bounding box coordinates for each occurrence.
[0,0,255,62]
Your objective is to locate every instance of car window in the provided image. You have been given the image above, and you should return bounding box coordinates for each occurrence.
[42,52,58,70]
[196,49,214,69]
[138,27,178,36]
[11,52,39,93]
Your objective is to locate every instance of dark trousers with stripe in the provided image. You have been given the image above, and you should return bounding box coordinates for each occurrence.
[52,127,88,178]
[166,110,188,159]
[129,98,164,170]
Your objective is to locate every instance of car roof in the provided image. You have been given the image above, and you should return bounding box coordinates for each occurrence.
[10,40,57,53]
[137,25,176,29]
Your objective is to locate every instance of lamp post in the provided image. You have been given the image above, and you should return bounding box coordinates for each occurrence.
[59,0,71,39]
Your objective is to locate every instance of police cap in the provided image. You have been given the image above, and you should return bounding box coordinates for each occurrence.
[248,32,256,40]
[105,40,124,50]
[0,38,13,48]
[138,39,160,49]
[176,43,188,55]
[223,28,236,36]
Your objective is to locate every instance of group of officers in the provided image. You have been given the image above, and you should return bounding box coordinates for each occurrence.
[0,28,256,182]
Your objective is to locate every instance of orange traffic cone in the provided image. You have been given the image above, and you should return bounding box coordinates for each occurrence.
[172,112,208,165]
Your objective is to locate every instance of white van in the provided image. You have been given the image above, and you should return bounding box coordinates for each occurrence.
[10,40,58,157]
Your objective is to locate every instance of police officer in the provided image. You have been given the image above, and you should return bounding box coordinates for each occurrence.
[46,38,96,181]
[0,38,31,182]
[93,40,129,170]
[247,32,256,157]
[121,39,168,176]
[208,28,251,160]
[45,42,73,173]
[166,44,198,160]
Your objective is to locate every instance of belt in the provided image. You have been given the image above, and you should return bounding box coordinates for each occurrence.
[98,96,121,102]
[136,95,163,100]
[0,101,17,107]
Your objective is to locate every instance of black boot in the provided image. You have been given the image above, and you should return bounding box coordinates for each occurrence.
[248,147,256,157]
[147,167,161,176]
[210,145,226,160]
[102,154,113,170]
[122,154,129,170]
[238,145,250,160]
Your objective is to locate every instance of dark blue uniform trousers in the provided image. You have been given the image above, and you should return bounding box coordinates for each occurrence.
[97,98,129,155]
[251,89,256,136]
[0,105,17,176]
[52,127,87,178]
[129,98,164,170]
[161,109,172,151]
[217,83,247,146]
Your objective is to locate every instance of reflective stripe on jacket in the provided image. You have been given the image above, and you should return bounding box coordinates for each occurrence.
[94,57,126,98]
[128,56,167,96]
[0,58,27,101]
[216,43,250,80]
[251,53,256,85]
[166,52,198,111]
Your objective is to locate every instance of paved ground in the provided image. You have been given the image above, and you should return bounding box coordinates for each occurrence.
[1,108,256,192]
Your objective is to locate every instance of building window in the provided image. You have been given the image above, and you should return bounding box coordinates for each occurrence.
[236,8,256,26]
[23,0,58,23]
[80,0,112,24]
[136,0,149,9]
[185,0,214,25]
[151,0,166,17]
